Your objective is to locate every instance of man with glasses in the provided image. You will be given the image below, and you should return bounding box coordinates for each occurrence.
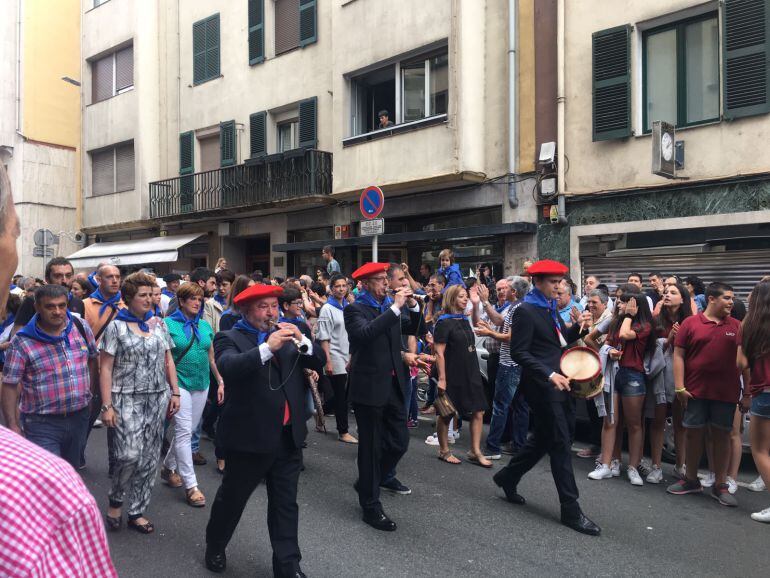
[344,263,421,532]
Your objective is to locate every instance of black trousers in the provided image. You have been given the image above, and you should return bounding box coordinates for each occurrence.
[353,379,409,512]
[206,428,303,578]
[328,374,350,434]
[495,386,580,513]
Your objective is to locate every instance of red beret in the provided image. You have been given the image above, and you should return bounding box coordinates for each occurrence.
[233,284,283,306]
[352,262,390,280]
[527,259,569,276]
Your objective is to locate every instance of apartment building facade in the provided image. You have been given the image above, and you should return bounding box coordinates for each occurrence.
[538,0,770,298]
[74,0,558,278]
[1,0,81,276]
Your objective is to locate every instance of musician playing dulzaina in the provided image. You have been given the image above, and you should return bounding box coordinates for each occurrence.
[204,284,325,577]
[491,260,602,536]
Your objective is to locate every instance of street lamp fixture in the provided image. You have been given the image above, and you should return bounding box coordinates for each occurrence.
[61,76,81,87]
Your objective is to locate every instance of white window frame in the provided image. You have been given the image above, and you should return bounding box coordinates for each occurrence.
[277,119,299,153]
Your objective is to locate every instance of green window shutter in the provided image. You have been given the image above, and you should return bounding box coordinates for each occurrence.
[179,131,194,174]
[298,96,317,148]
[250,111,267,157]
[722,0,770,120]
[299,0,317,47]
[248,0,265,64]
[592,25,632,141]
[193,20,207,84]
[220,120,236,167]
[206,15,221,79]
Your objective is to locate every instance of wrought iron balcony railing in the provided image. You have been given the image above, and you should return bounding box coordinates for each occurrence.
[149,149,332,219]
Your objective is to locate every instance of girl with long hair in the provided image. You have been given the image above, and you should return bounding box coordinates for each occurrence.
[586,291,655,485]
[738,281,770,522]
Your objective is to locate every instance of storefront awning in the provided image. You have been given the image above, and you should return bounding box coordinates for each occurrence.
[272,222,536,252]
[67,233,205,269]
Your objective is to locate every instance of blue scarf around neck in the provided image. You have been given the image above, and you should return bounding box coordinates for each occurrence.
[437,313,466,324]
[213,293,227,306]
[494,301,510,314]
[168,308,202,341]
[355,290,394,314]
[161,287,175,299]
[523,287,561,328]
[17,311,73,346]
[116,308,153,332]
[233,318,269,345]
[91,288,122,317]
[327,297,348,312]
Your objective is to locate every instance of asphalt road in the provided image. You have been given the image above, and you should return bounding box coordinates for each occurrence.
[81,416,770,577]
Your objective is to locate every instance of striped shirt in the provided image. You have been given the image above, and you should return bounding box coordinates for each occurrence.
[2,323,98,415]
[0,426,117,577]
[499,300,523,367]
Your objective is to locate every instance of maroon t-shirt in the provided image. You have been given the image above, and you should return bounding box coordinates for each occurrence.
[607,323,652,373]
[738,327,770,397]
[675,313,741,403]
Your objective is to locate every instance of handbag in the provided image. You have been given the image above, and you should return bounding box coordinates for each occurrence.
[434,389,457,418]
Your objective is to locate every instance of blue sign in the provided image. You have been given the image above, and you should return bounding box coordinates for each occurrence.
[359,186,384,219]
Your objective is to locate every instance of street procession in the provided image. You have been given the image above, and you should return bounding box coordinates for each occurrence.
[2,0,770,576]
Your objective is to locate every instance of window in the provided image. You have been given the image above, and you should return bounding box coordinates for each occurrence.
[349,47,448,136]
[277,120,299,152]
[643,13,719,131]
[193,14,220,85]
[274,0,317,56]
[91,45,133,103]
[91,142,134,196]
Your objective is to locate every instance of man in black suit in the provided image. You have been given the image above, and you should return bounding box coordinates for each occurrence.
[205,284,325,577]
[344,262,421,531]
[492,260,601,536]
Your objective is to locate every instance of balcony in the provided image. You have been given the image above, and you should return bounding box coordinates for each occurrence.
[149,149,332,219]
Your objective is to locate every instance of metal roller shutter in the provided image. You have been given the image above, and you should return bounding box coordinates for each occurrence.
[582,250,770,300]
[91,149,114,196]
[92,54,114,103]
[115,143,135,192]
[275,0,299,55]
[115,46,133,92]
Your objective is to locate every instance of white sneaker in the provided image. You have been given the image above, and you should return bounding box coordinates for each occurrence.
[610,459,621,477]
[727,476,738,495]
[451,430,461,440]
[751,507,770,523]
[672,464,686,479]
[588,463,613,480]
[748,476,767,492]
[425,433,454,446]
[627,466,644,486]
[646,465,663,484]
[698,471,716,488]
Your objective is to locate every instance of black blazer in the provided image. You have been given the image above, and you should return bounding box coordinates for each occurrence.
[344,302,420,407]
[509,303,582,402]
[214,329,325,453]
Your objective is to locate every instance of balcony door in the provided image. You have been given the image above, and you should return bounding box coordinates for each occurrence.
[198,134,221,211]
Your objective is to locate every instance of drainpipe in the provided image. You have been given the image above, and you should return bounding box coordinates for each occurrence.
[555,0,567,224]
[507,0,518,208]
[15,0,23,136]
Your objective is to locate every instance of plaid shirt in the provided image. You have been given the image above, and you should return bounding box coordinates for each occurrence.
[0,426,117,577]
[2,321,98,415]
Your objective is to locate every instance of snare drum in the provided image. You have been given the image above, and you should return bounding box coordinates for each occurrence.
[560,346,604,399]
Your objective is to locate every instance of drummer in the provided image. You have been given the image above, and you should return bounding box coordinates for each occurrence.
[491,260,600,536]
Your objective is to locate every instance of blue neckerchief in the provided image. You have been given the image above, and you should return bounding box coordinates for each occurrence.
[17,311,73,346]
[1,312,15,331]
[214,293,227,306]
[233,318,269,345]
[168,308,201,341]
[355,290,393,314]
[116,308,153,332]
[327,297,348,312]
[152,304,162,318]
[91,288,122,316]
[523,287,561,328]
[494,301,510,314]
[280,316,305,327]
[9,284,17,291]
[437,313,466,323]
[87,272,99,291]
[161,288,175,299]
[222,308,233,317]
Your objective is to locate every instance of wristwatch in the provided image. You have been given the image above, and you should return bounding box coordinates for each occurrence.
[482,301,490,308]
[100,403,113,413]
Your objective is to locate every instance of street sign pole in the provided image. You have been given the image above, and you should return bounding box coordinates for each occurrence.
[359,185,385,263]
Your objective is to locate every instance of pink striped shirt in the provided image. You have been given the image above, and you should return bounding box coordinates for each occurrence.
[0,426,117,577]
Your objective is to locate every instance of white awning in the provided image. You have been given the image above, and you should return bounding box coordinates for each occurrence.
[67,233,205,269]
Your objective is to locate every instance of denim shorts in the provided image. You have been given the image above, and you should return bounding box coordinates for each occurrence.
[751,392,770,419]
[682,397,736,431]
[615,367,646,398]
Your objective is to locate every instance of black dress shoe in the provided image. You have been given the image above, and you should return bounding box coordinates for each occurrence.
[362,509,397,531]
[561,511,601,536]
[205,546,227,573]
[492,473,525,504]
